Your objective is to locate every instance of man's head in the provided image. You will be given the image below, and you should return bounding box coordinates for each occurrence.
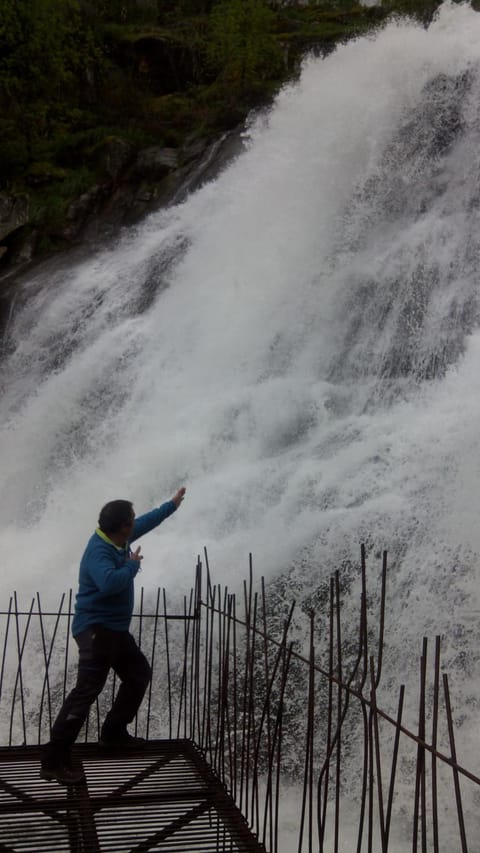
[98,500,135,542]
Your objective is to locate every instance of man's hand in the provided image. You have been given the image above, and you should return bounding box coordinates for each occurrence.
[172,487,186,507]
[130,546,143,562]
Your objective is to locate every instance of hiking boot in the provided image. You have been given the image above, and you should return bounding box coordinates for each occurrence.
[40,761,86,786]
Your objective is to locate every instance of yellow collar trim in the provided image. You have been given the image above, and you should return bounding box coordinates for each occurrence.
[96,527,127,551]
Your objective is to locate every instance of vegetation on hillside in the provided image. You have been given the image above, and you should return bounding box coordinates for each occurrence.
[0,0,456,258]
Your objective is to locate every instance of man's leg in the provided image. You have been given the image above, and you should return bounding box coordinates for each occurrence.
[100,632,151,745]
[41,626,110,783]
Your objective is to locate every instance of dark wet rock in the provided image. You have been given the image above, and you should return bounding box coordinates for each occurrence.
[64,185,110,239]
[0,193,29,242]
[131,146,179,180]
[92,136,136,183]
[9,230,37,266]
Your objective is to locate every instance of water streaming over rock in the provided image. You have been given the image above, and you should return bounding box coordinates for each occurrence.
[1,4,480,819]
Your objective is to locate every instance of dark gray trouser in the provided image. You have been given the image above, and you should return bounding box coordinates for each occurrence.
[44,625,151,763]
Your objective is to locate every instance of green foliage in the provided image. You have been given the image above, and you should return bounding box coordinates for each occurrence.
[0,0,98,101]
[26,161,69,184]
[29,166,95,230]
[0,0,452,259]
[207,0,283,95]
[381,0,440,23]
[94,0,161,22]
[0,120,28,182]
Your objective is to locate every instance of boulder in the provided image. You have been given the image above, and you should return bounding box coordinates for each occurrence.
[9,230,37,266]
[63,185,109,240]
[92,136,136,182]
[131,146,179,180]
[0,193,29,242]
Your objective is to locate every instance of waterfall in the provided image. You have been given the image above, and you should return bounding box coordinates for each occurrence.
[1,0,480,782]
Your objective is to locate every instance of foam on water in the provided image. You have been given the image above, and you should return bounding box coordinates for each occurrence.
[1,0,480,795]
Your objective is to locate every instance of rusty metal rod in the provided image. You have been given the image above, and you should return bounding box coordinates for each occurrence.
[384,684,405,847]
[145,587,161,741]
[37,591,65,741]
[0,598,13,704]
[10,593,34,745]
[443,673,468,853]
[370,656,386,852]
[413,638,428,853]
[431,636,441,853]
[201,600,480,785]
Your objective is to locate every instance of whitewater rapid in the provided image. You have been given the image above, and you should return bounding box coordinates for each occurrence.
[2,0,480,775]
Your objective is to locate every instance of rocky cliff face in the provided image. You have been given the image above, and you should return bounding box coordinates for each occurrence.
[0,3,392,279]
[0,140,191,274]
[0,128,245,329]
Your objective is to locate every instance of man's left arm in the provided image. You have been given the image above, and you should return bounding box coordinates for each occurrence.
[130,487,186,542]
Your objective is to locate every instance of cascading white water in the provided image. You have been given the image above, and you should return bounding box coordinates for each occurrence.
[2,0,480,792]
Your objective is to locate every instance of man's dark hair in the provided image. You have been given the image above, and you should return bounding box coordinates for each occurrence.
[98,500,134,535]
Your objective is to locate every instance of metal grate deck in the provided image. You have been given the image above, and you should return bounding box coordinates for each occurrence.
[0,740,267,852]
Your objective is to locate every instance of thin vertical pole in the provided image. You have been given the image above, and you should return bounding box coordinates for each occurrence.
[443,673,468,853]
[0,598,13,703]
[10,594,34,745]
[431,637,441,853]
[145,587,161,740]
[413,638,428,852]
[62,590,72,705]
[163,588,172,740]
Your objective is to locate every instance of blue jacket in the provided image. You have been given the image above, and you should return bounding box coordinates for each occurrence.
[72,502,177,636]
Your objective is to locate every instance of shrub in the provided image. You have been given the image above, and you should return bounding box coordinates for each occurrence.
[207,0,283,96]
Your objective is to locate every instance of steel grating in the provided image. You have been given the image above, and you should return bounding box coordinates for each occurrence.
[0,740,267,852]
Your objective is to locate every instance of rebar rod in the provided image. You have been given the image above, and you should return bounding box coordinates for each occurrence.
[232,592,238,804]
[193,559,202,744]
[369,703,377,853]
[384,685,404,846]
[62,589,72,706]
[145,587,161,741]
[224,594,235,797]
[10,593,34,745]
[37,591,65,742]
[201,599,480,785]
[239,574,252,815]
[0,598,12,703]
[443,673,468,853]
[256,601,295,848]
[244,590,259,826]
[431,636,441,853]
[298,611,315,853]
[375,551,387,689]
[413,638,428,853]
[370,656,386,852]
[334,571,342,853]
[272,641,294,853]
[261,576,274,853]
[200,573,213,751]
[134,586,145,737]
[318,576,335,851]
[163,587,172,740]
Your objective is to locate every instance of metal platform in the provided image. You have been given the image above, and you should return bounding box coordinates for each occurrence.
[0,739,266,852]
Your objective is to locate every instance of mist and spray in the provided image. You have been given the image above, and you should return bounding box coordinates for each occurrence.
[1,3,480,843]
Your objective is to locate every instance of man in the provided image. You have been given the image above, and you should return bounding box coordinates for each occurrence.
[40,487,186,785]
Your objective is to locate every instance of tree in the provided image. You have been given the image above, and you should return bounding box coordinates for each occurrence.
[207,0,282,95]
[0,0,91,100]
